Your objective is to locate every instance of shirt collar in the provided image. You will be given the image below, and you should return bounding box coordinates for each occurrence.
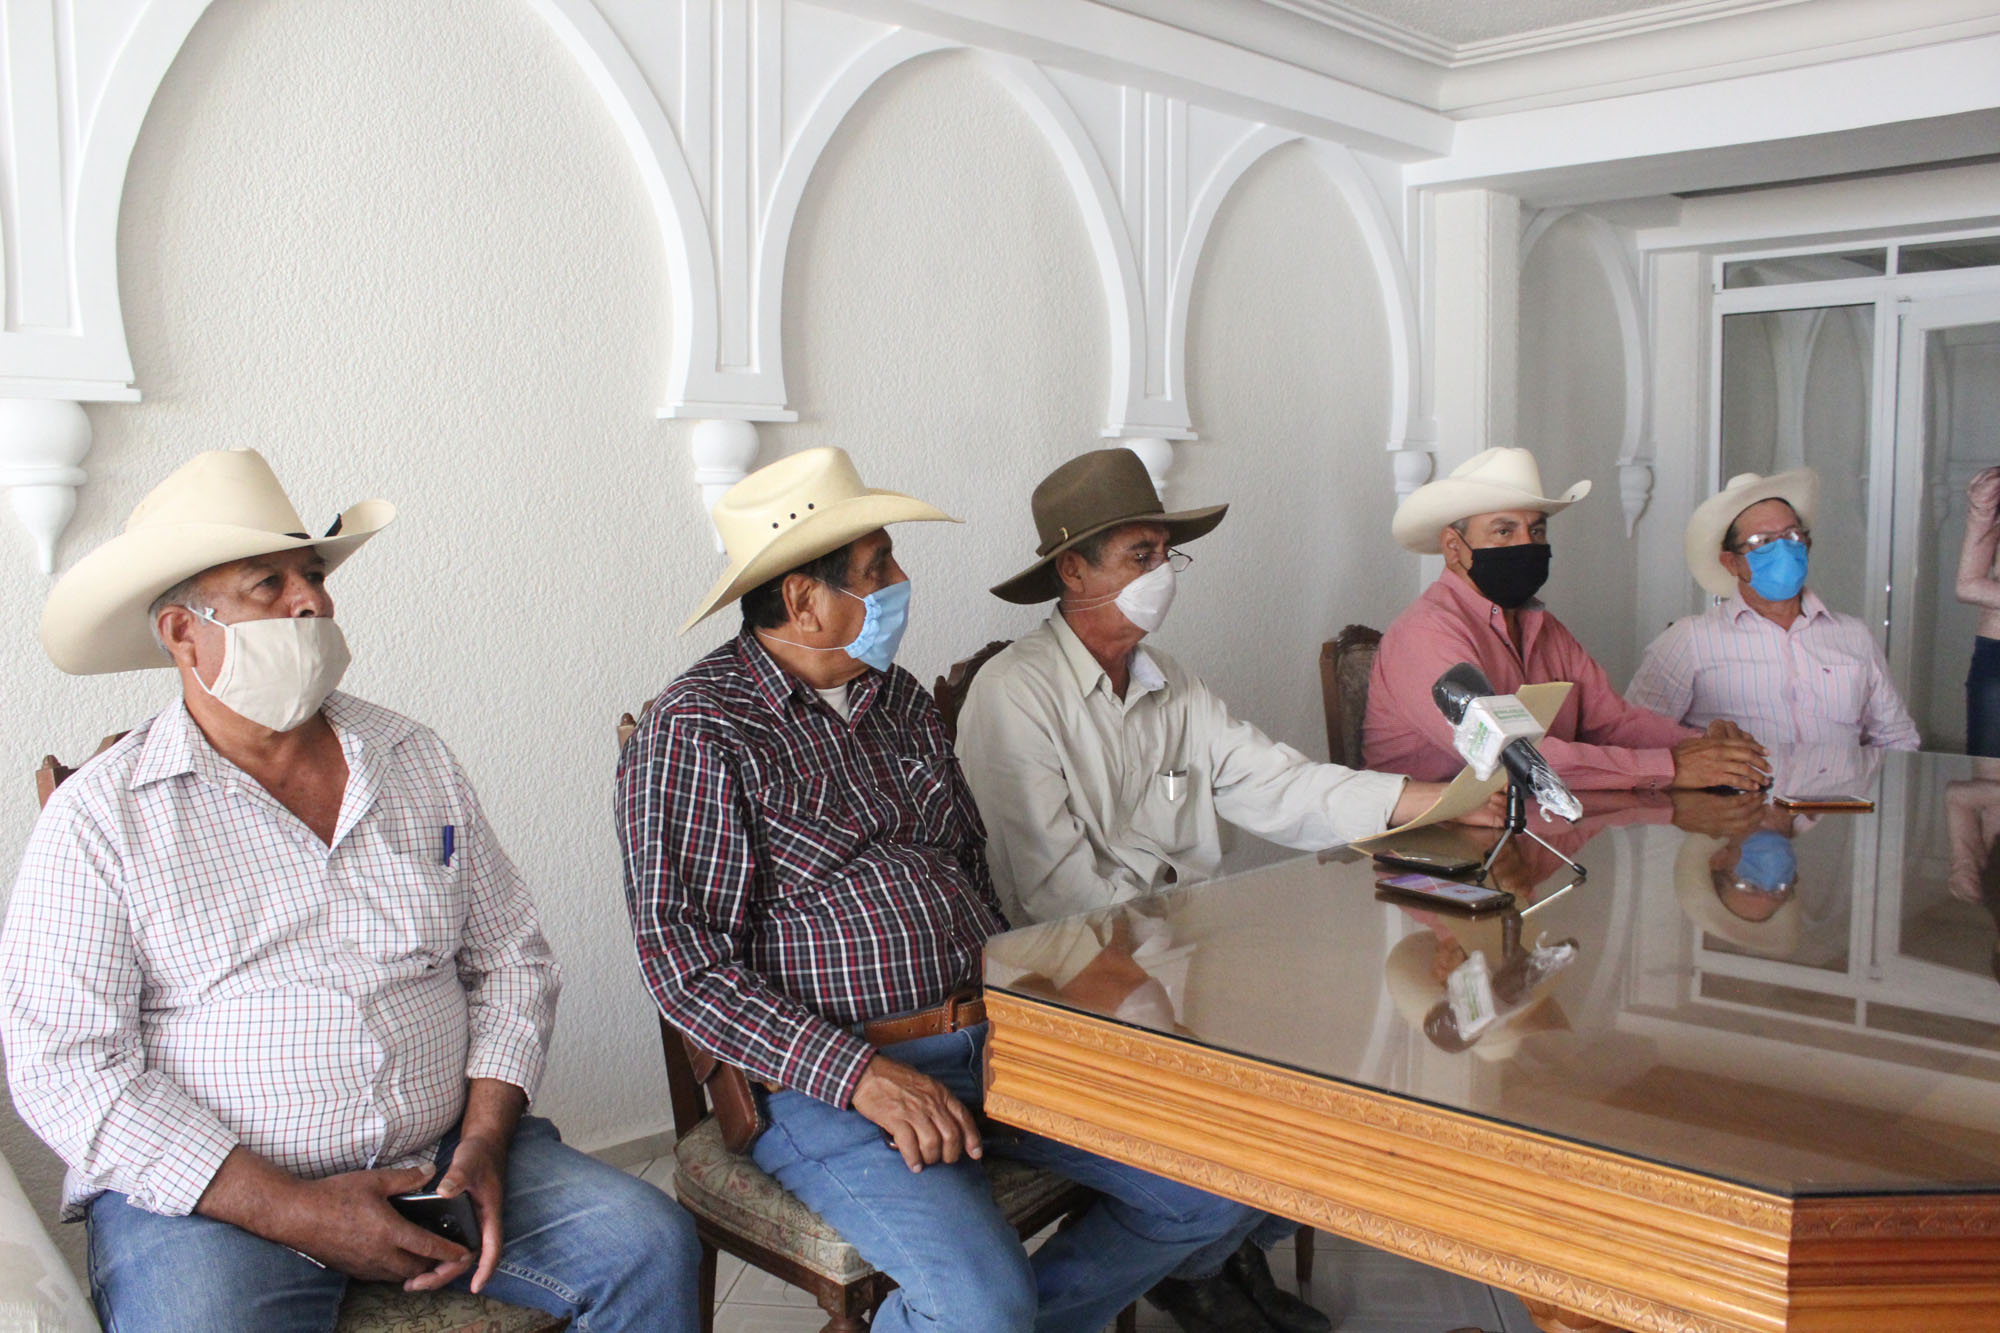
[1047,612,1166,700]
[127,689,402,793]
[1430,568,1544,634]
[735,629,881,720]
[1723,587,1832,625]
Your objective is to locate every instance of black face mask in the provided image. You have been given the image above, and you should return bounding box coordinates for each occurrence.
[1465,542,1551,609]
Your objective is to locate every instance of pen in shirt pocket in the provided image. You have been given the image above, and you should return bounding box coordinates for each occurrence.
[440,825,455,867]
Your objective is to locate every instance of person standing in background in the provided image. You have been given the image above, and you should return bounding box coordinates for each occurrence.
[1955,466,2000,757]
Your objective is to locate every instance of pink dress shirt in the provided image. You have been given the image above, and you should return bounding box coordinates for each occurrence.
[1365,572,1698,789]
[1625,590,1919,749]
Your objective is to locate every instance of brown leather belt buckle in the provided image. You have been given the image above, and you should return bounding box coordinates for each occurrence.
[943,991,984,1032]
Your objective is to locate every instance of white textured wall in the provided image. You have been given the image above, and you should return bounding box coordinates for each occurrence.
[0,0,1404,1271]
[1518,215,1641,687]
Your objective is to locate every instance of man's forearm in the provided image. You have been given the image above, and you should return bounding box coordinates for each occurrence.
[459,1078,528,1150]
[194,1146,309,1243]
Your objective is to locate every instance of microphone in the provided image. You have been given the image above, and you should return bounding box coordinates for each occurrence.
[1431,663,1582,822]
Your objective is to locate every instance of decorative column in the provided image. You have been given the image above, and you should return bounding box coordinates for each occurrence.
[690,419,762,551]
[0,399,93,574]
[1120,437,1175,507]
[1427,188,1521,473]
[1390,448,1433,501]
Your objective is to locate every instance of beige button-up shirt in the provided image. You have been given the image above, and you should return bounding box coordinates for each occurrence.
[956,614,1408,925]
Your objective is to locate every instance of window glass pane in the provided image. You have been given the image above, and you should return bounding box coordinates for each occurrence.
[1907,322,2000,750]
[1717,305,1874,622]
[1722,250,1887,288]
[1897,238,2000,274]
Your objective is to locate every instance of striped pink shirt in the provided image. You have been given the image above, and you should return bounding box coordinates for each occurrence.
[1627,590,1919,749]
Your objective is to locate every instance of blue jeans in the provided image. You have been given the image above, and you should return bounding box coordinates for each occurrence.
[86,1116,700,1333]
[750,1024,1261,1333]
[1969,637,2000,758]
[1172,1211,1299,1280]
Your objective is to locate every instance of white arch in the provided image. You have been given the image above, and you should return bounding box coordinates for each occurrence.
[1173,130,1425,453]
[523,0,714,414]
[1520,209,1651,469]
[758,37,1147,434]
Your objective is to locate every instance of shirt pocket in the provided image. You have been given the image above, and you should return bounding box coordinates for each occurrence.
[752,776,863,886]
[346,850,466,967]
[1806,663,1867,722]
[1125,762,1202,856]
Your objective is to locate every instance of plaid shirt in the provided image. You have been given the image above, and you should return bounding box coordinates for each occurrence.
[0,693,559,1219]
[617,632,1003,1108]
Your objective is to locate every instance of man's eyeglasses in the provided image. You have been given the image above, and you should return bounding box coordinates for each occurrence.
[1731,527,1811,553]
[1136,548,1193,574]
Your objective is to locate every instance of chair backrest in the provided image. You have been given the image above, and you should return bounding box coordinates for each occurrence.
[1320,625,1381,770]
[933,640,1013,743]
[35,733,130,810]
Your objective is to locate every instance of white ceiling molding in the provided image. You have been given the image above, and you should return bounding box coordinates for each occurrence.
[803,0,1454,161]
[1521,209,1655,535]
[1408,31,2000,203]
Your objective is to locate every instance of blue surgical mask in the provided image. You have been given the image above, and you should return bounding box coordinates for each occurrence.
[1744,538,1809,601]
[1733,830,1798,892]
[834,579,911,672]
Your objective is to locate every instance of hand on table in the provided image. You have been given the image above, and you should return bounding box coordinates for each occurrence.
[1671,721,1770,791]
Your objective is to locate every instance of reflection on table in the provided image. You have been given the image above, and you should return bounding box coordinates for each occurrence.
[982,746,2000,1331]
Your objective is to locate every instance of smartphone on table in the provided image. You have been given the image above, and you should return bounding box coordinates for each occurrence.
[1374,870,1514,915]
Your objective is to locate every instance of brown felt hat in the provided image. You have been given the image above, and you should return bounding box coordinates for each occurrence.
[991,449,1227,604]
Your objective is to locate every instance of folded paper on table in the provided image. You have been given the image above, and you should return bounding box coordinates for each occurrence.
[1357,682,1573,843]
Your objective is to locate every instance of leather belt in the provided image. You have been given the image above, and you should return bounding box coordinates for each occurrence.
[860,991,986,1047]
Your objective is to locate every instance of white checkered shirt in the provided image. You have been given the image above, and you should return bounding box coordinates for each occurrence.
[1,692,559,1220]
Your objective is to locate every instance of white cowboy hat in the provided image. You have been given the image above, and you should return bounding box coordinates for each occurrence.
[681,447,957,632]
[1672,833,1803,958]
[40,449,394,676]
[1391,448,1591,554]
[1684,468,1819,599]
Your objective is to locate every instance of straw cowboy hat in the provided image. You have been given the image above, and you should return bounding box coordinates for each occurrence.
[1391,448,1591,554]
[682,447,956,632]
[40,449,394,676]
[1672,832,1803,958]
[1684,468,1819,599]
[992,448,1227,604]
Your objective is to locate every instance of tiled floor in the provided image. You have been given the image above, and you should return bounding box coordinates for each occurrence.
[624,1154,1542,1331]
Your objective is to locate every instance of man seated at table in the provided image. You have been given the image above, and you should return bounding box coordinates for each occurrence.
[1,449,698,1333]
[956,448,1497,1333]
[1365,447,1770,792]
[617,446,1260,1333]
[1627,468,1919,749]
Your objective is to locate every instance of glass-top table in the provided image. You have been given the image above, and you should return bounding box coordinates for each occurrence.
[980,747,2000,1332]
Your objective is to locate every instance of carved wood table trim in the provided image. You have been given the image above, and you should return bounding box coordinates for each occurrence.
[982,991,2000,1333]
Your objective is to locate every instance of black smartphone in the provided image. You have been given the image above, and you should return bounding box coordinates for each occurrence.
[1371,848,1485,879]
[1374,871,1515,915]
[389,1191,480,1253]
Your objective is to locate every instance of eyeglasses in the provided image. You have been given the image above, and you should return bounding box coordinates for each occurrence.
[1137,548,1193,574]
[1731,527,1811,553]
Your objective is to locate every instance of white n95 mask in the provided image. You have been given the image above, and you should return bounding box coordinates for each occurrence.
[1112,561,1176,634]
[193,610,351,732]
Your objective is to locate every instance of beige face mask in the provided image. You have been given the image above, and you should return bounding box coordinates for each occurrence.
[192,610,351,732]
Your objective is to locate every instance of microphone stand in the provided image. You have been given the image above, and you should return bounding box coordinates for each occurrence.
[1483,773,1587,883]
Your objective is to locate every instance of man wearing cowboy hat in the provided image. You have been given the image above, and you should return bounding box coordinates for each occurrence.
[1627,468,1918,749]
[956,448,1496,1333]
[2,449,699,1333]
[618,446,1256,1333]
[1367,447,1772,792]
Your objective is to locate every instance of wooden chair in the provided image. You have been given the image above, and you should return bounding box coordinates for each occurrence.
[617,709,1135,1333]
[36,737,567,1333]
[1320,623,1383,770]
[933,639,1013,742]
